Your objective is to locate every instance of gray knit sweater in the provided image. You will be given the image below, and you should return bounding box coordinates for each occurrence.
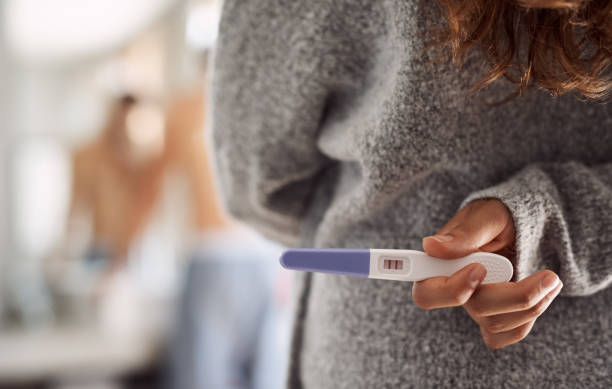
[212,1,612,388]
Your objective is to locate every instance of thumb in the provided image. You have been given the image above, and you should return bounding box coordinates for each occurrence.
[423,201,509,259]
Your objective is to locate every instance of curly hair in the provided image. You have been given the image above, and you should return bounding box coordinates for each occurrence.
[433,0,612,101]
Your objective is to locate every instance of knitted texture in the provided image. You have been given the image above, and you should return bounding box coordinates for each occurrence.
[212,0,612,387]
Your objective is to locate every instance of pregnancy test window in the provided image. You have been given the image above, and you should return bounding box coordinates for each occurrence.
[383,259,403,270]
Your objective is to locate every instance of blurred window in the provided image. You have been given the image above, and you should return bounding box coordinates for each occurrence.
[4,0,177,62]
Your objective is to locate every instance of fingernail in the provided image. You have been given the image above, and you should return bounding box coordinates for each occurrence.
[544,282,563,302]
[546,283,562,297]
[430,234,453,243]
[469,265,486,288]
[541,273,559,289]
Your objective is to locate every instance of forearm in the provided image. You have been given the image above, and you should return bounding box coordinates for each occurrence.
[462,161,612,296]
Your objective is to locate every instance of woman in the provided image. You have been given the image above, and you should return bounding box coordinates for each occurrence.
[212,1,612,387]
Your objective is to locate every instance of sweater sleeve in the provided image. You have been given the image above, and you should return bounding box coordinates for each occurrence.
[211,0,334,246]
[461,161,612,297]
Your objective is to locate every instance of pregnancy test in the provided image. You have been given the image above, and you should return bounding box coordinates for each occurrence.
[280,249,513,284]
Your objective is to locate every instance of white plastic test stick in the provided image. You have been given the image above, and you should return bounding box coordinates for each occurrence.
[280,249,513,284]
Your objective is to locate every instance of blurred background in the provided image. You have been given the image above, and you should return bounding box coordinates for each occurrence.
[0,1,292,388]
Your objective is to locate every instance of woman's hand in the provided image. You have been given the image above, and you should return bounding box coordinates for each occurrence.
[412,199,563,349]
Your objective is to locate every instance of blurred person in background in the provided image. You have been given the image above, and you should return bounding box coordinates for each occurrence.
[47,84,288,389]
[69,94,166,286]
[47,94,169,315]
[165,82,289,389]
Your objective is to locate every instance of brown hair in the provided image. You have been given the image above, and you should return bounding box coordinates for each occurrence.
[433,0,612,101]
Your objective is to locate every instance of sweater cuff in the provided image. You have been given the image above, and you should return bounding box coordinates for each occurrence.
[460,168,555,282]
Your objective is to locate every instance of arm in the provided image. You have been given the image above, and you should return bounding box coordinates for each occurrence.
[212,0,334,246]
[165,83,229,230]
[413,160,612,348]
[459,161,612,297]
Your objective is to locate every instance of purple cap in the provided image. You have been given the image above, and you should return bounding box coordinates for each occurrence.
[280,249,370,277]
